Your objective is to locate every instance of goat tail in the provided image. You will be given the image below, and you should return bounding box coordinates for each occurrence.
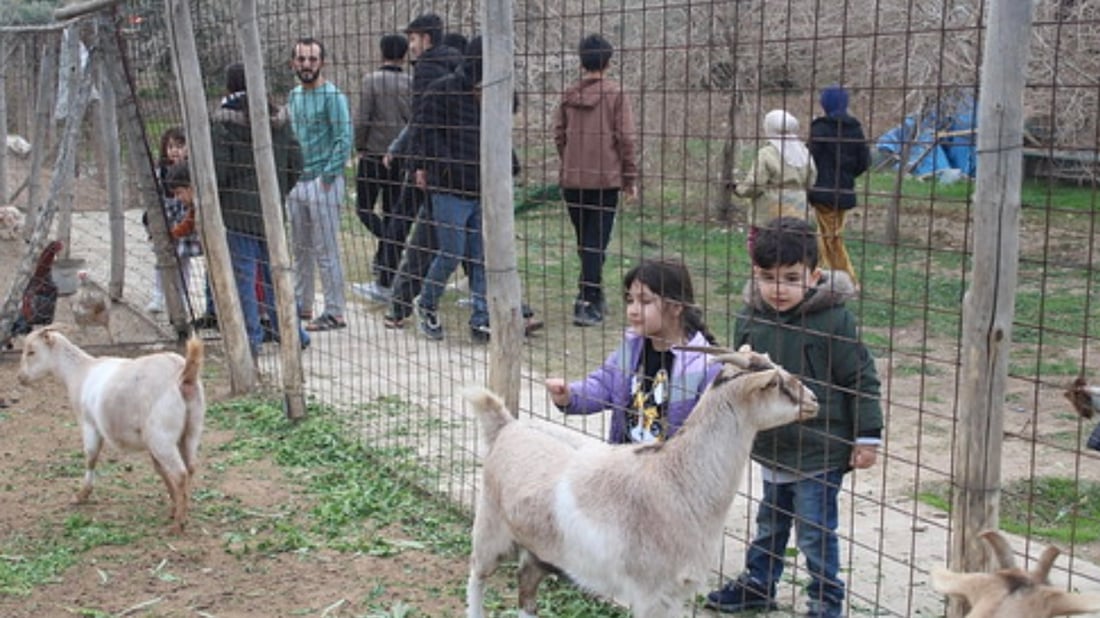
[180,336,204,400]
[462,386,513,446]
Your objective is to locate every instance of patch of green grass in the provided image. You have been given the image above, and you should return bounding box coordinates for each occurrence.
[918,477,1100,545]
[0,516,134,596]
[206,397,633,614]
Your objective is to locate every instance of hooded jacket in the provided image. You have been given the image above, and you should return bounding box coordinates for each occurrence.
[808,113,870,210]
[403,67,481,196]
[210,100,303,237]
[553,77,638,191]
[735,141,817,223]
[561,330,722,444]
[733,270,883,473]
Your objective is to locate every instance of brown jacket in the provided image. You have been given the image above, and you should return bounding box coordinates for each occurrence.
[553,77,638,191]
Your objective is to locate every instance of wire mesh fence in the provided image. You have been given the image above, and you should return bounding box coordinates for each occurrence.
[4,0,1100,615]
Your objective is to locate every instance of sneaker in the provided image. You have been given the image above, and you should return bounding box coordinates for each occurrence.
[192,313,219,330]
[146,297,165,313]
[383,312,407,329]
[416,304,444,340]
[573,300,603,327]
[804,600,843,618]
[351,281,392,304]
[470,323,490,343]
[704,574,777,613]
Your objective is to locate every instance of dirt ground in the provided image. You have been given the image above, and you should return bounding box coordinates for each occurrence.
[0,352,475,618]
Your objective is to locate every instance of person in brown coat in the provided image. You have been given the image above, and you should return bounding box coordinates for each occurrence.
[553,33,638,327]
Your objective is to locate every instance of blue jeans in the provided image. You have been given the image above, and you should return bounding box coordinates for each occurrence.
[745,469,845,608]
[227,231,309,356]
[417,192,488,328]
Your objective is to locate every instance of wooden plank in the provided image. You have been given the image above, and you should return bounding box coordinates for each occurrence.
[164,0,256,392]
[482,0,523,413]
[236,0,307,419]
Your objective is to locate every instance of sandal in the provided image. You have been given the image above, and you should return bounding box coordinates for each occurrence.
[305,313,347,332]
[383,313,406,330]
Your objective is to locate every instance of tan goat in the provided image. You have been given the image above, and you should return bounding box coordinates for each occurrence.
[463,345,819,618]
[931,529,1100,617]
[18,328,206,533]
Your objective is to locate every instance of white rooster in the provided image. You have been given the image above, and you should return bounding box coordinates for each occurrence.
[71,270,113,344]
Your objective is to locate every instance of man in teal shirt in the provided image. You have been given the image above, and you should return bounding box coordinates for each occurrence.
[287,36,352,332]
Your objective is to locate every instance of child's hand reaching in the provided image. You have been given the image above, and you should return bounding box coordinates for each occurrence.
[545,378,571,407]
[850,444,878,470]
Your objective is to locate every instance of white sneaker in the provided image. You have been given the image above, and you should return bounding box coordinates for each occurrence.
[146,297,165,313]
[351,281,392,304]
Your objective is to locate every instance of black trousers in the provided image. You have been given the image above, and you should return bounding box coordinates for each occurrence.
[388,191,438,319]
[356,155,408,287]
[563,187,620,305]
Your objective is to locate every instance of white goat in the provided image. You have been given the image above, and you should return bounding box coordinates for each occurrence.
[18,328,206,533]
[931,529,1100,617]
[463,345,819,618]
[0,205,22,240]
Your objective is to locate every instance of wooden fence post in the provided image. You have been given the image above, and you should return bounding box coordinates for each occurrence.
[164,0,257,392]
[948,0,1036,615]
[482,0,523,413]
[237,0,308,419]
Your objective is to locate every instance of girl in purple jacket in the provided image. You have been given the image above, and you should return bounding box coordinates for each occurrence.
[545,259,722,444]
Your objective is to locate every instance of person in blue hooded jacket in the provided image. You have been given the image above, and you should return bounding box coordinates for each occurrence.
[807,86,870,289]
[545,259,721,444]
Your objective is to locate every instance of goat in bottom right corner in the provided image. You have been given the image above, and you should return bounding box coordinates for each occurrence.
[931,529,1100,617]
[462,345,818,618]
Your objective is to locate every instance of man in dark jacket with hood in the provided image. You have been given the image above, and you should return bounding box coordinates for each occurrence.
[808,85,870,289]
[381,13,464,328]
[211,62,308,357]
[401,35,490,343]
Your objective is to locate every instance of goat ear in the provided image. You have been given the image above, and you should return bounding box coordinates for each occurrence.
[1043,590,1100,615]
[930,567,982,598]
[980,530,1018,570]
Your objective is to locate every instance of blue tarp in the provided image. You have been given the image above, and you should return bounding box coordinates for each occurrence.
[876,94,977,178]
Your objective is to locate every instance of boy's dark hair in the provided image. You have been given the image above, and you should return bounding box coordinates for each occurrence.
[380,34,409,61]
[163,161,191,193]
[158,127,185,168]
[405,13,443,45]
[442,32,468,54]
[225,62,246,93]
[579,34,614,72]
[752,217,820,270]
[624,258,717,345]
[293,36,325,61]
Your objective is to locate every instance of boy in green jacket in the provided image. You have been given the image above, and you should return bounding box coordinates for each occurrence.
[706,217,883,618]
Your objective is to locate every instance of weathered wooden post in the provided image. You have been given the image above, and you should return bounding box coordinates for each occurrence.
[236,0,308,419]
[948,0,1036,615]
[482,0,523,413]
[164,0,257,392]
[24,31,58,242]
[93,20,124,300]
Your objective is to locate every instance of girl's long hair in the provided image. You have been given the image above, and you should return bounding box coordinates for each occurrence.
[623,259,718,345]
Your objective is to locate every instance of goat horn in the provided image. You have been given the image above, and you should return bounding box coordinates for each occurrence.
[1031,545,1061,584]
[675,345,753,369]
[980,530,1017,570]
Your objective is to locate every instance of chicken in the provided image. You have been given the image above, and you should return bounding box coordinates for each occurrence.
[1065,376,1100,451]
[1065,376,1100,419]
[71,270,112,344]
[10,240,63,338]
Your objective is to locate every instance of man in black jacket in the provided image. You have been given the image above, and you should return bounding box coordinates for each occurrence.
[401,36,489,342]
[808,85,870,289]
[381,13,463,329]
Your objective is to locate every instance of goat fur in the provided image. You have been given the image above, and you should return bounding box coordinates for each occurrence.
[463,346,819,618]
[18,328,206,533]
[931,530,1100,617]
[0,205,21,240]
